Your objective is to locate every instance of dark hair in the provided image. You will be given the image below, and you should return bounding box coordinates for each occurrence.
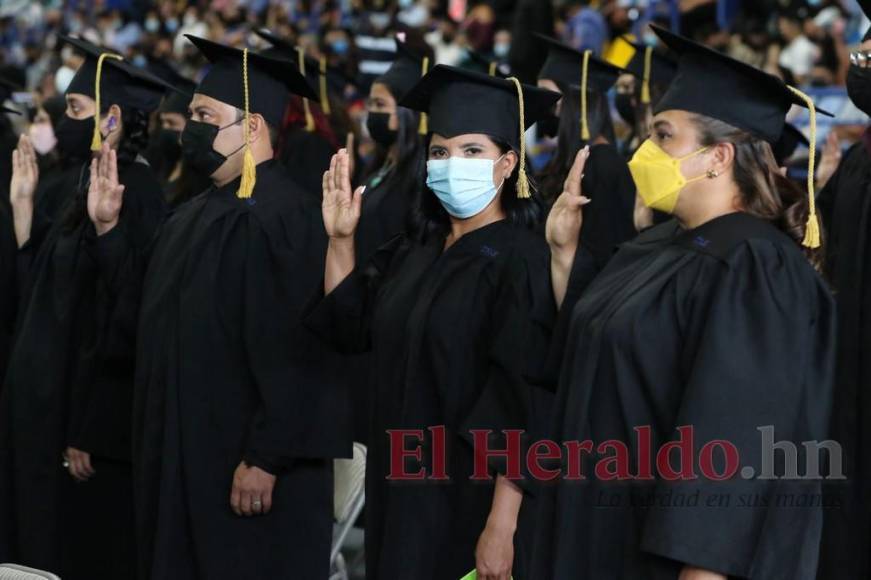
[361,104,429,234]
[61,104,151,232]
[540,84,614,202]
[689,113,823,267]
[408,135,545,243]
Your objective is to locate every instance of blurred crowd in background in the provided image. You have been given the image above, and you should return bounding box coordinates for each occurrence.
[0,0,869,171]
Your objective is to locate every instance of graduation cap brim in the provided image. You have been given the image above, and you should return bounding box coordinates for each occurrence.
[375,38,429,100]
[466,51,510,78]
[399,64,561,150]
[253,28,295,55]
[145,58,197,115]
[186,34,317,127]
[651,25,832,143]
[1,105,20,115]
[60,35,180,112]
[533,32,625,92]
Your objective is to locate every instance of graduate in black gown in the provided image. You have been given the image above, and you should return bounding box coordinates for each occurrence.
[816,21,871,580]
[143,62,209,209]
[254,28,350,198]
[307,65,560,580]
[0,37,171,579]
[534,34,638,273]
[0,102,21,391]
[86,37,351,580]
[356,36,430,265]
[534,25,836,579]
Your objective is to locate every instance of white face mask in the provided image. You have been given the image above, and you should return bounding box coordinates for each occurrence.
[426,155,506,219]
[29,123,57,155]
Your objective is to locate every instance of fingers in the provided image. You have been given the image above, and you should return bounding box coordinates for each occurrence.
[108,147,119,186]
[81,452,96,478]
[563,145,591,196]
[261,491,273,515]
[345,131,354,153]
[338,149,351,194]
[322,169,332,203]
[329,152,339,193]
[230,487,242,516]
[240,490,253,517]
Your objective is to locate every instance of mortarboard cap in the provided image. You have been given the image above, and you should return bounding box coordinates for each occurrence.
[376,36,433,101]
[466,50,510,78]
[185,34,317,129]
[0,75,21,115]
[400,64,561,199]
[534,33,624,140]
[61,36,175,114]
[620,37,678,105]
[146,58,197,116]
[535,33,623,93]
[652,24,831,248]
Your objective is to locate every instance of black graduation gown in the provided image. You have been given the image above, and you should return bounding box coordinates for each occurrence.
[530,212,835,580]
[816,135,871,578]
[305,220,556,580]
[355,168,415,267]
[90,160,350,580]
[0,160,165,578]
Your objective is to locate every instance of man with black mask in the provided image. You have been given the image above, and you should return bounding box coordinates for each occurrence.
[84,36,351,579]
[817,18,871,580]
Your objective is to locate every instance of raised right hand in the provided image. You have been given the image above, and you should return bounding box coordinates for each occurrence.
[10,134,39,206]
[322,148,364,240]
[546,146,592,256]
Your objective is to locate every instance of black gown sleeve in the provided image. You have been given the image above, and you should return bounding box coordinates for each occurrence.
[459,242,557,492]
[639,239,836,578]
[303,234,407,355]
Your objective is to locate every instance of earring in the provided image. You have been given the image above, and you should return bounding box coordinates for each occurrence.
[706,169,719,179]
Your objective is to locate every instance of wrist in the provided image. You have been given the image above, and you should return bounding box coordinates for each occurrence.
[485,513,517,536]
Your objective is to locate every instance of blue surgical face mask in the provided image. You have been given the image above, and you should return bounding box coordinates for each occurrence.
[330,39,349,56]
[426,155,506,219]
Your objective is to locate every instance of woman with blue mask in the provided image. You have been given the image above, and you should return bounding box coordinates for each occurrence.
[308,65,560,580]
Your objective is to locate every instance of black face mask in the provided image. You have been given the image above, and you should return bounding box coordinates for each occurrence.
[54,114,94,161]
[615,94,637,126]
[180,119,244,177]
[847,65,871,117]
[156,128,182,163]
[366,112,397,148]
[537,114,560,139]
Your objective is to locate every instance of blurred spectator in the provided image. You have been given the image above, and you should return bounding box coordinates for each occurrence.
[778,9,820,84]
[561,0,607,54]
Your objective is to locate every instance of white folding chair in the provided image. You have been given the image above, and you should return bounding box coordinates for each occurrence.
[330,442,366,580]
[0,564,61,580]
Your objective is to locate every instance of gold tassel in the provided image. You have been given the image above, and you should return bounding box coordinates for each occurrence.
[788,85,820,249]
[298,47,315,132]
[580,50,591,142]
[90,52,124,151]
[418,56,430,135]
[237,48,256,199]
[640,46,652,105]
[489,61,497,77]
[319,56,331,115]
[507,77,530,199]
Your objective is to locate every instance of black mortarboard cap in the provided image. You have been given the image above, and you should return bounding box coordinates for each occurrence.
[185,34,317,129]
[61,35,175,114]
[146,59,196,116]
[466,50,510,78]
[534,33,623,93]
[651,25,832,144]
[620,37,678,104]
[376,37,432,101]
[400,64,560,199]
[0,75,21,115]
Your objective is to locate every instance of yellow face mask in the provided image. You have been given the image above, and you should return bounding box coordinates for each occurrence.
[628,139,709,214]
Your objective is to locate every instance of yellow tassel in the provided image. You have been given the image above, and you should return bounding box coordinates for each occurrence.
[418,56,430,135]
[507,77,530,199]
[237,48,256,199]
[489,61,497,77]
[298,48,315,132]
[641,46,652,105]
[90,52,123,151]
[319,56,331,115]
[788,85,821,249]
[580,50,591,142]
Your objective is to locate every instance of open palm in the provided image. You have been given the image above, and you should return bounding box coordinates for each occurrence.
[322,148,363,239]
[87,143,125,235]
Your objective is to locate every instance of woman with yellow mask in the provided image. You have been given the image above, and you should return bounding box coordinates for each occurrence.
[533,25,836,580]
